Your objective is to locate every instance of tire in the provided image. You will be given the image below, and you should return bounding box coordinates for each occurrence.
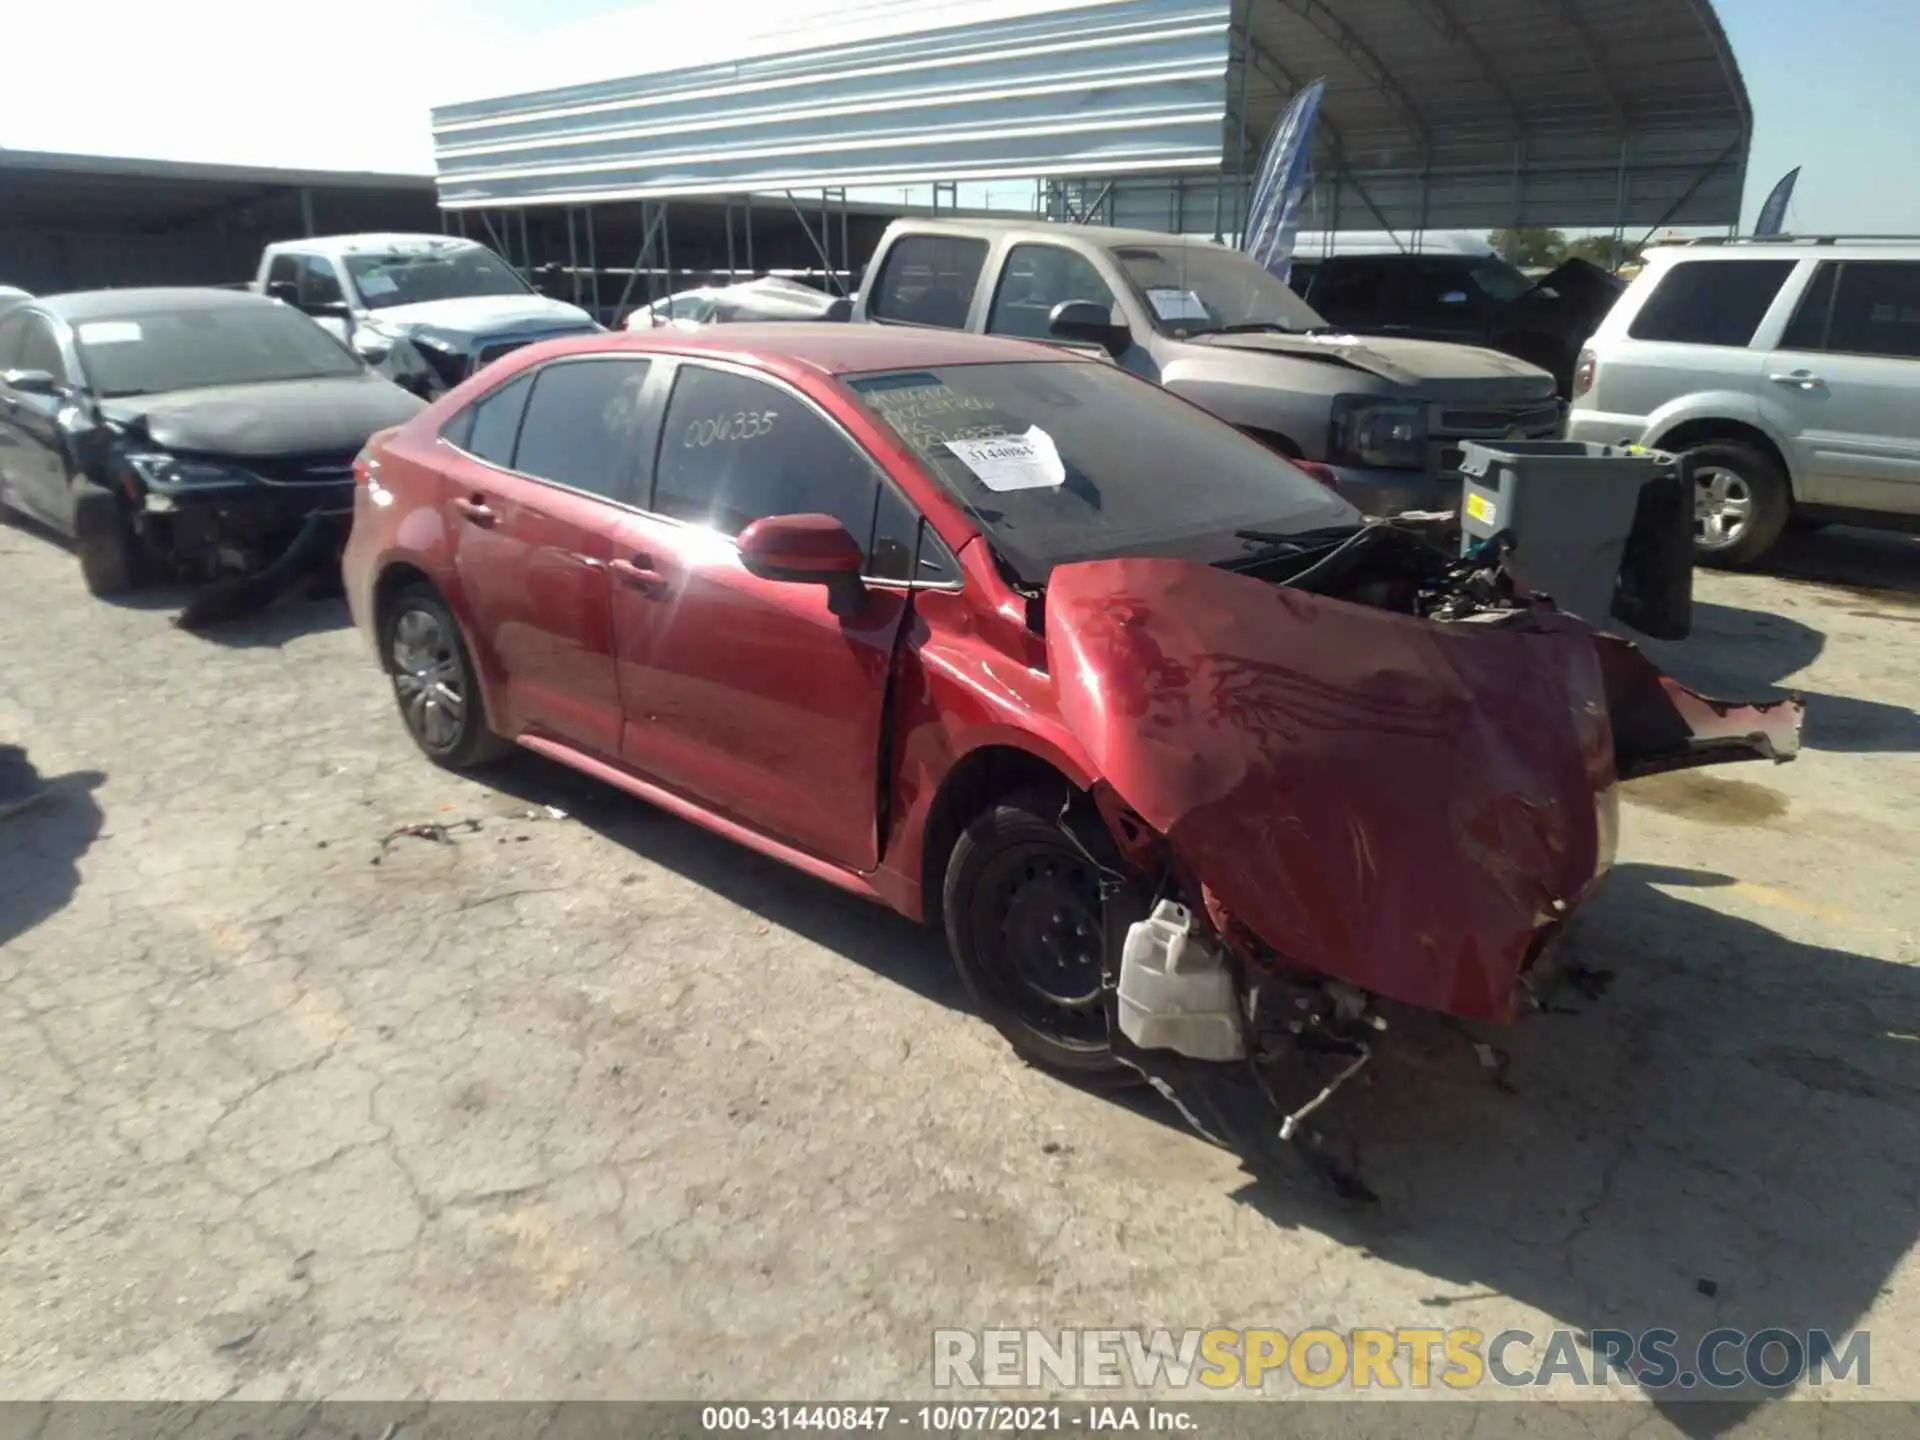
[72,480,144,597]
[1684,440,1791,569]
[942,785,1135,1087]
[380,584,511,771]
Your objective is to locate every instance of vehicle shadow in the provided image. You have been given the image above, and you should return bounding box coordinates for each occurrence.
[1231,860,1918,1429]
[1766,524,1920,598]
[100,581,352,648]
[1637,598,1920,755]
[481,750,965,1009]
[479,752,1916,1428]
[0,747,106,950]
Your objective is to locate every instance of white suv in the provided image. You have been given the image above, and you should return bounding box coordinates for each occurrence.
[1567,238,1920,566]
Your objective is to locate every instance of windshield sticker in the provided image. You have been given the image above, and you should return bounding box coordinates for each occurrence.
[1146,287,1209,322]
[358,271,400,297]
[76,321,142,345]
[945,427,1066,493]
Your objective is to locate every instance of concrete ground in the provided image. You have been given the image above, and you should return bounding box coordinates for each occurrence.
[2,514,1917,1418]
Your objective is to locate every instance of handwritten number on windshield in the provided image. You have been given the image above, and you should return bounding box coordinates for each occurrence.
[683,410,779,447]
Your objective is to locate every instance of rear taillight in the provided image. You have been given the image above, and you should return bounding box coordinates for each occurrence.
[1294,460,1339,488]
[1573,349,1598,398]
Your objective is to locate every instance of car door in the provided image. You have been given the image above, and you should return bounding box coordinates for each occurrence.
[442,355,656,757]
[0,311,78,529]
[1381,258,1496,347]
[606,358,927,872]
[1762,259,1920,513]
[1305,259,1386,332]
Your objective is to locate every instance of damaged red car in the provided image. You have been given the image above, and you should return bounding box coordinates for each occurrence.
[343,326,1800,1188]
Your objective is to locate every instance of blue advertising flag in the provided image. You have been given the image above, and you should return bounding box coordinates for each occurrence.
[1754,167,1800,238]
[1242,78,1326,285]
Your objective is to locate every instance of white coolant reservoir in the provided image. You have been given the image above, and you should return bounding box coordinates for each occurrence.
[1117,900,1245,1062]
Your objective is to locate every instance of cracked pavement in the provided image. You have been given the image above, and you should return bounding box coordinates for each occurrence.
[2,517,1918,1413]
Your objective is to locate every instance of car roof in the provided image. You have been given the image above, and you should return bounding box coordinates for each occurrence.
[33,287,280,321]
[267,233,484,259]
[555,324,1085,375]
[883,217,1239,252]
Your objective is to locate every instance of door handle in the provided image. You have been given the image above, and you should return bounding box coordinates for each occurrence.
[1769,371,1825,390]
[453,495,497,525]
[609,556,666,590]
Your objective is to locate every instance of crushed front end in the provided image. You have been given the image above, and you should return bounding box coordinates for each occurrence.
[91,442,358,628]
[1042,524,1803,1197]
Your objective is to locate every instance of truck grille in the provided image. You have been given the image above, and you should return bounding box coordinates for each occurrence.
[474,327,600,372]
[246,451,361,486]
[1437,399,1565,439]
[1434,398,1564,472]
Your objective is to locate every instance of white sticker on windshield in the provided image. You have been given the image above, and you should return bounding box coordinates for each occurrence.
[1145,287,1209,322]
[945,427,1066,492]
[358,272,399,297]
[77,320,142,344]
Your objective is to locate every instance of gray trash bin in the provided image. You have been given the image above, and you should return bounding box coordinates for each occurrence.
[1458,440,1692,639]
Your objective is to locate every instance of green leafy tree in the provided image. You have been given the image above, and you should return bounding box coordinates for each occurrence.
[1489,228,1568,267]
[1565,234,1645,271]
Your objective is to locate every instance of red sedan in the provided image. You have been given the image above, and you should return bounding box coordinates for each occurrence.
[343,325,1798,1178]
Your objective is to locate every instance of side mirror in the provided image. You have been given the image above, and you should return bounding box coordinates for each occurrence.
[1049,299,1129,357]
[306,299,352,319]
[352,329,393,363]
[738,513,865,582]
[2,368,59,397]
[265,280,301,306]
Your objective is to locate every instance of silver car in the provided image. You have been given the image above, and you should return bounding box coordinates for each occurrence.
[1567,237,1920,566]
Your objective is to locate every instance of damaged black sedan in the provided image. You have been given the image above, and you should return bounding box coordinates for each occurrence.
[0,288,423,621]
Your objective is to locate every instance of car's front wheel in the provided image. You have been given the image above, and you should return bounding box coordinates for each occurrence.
[72,479,145,597]
[1685,440,1790,569]
[382,585,510,770]
[942,786,1136,1087]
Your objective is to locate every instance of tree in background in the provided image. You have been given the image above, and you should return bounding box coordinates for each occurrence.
[1489,227,1568,267]
[1564,234,1645,270]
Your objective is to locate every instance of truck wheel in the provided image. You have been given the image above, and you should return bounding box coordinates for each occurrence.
[381,585,512,771]
[72,480,145,597]
[942,786,1136,1088]
[1685,441,1790,569]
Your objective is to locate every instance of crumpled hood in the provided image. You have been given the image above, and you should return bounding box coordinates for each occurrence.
[365,294,597,345]
[1188,329,1556,399]
[100,374,425,458]
[1044,558,1798,1021]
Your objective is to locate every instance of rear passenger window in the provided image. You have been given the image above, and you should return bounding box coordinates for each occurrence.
[1628,260,1795,347]
[451,370,534,465]
[513,358,654,500]
[1825,261,1920,360]
[868,236,988,329]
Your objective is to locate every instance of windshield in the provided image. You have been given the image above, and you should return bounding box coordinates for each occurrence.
[344,245,531,310]
[1111,241,1328,338]
[74,304,363,398]
[1468,259,1537,302]
[844,361,1358,583]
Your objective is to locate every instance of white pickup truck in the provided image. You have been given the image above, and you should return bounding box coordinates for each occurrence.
[254,234,601,397]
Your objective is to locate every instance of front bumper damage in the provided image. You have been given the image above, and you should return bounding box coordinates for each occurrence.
[1042,550,1804,1198]
[135,479,354,630]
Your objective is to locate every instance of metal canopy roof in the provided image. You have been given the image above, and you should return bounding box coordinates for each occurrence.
[430,0,1749,235]
[1071,0,1751,237]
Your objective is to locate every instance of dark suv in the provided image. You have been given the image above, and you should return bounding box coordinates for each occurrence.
[1295,253,1624,399]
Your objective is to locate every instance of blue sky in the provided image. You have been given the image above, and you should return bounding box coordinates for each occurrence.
[2,0,1915,234]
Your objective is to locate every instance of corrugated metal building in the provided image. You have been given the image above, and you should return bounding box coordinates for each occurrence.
[432,0,1752,246]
